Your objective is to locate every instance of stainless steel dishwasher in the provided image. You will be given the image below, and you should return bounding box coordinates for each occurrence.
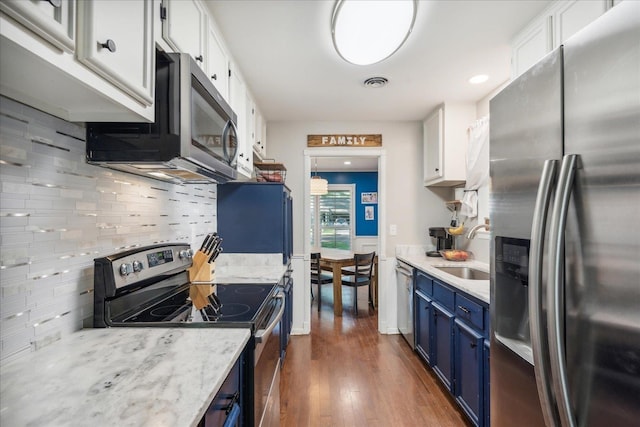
[396,260,415,348]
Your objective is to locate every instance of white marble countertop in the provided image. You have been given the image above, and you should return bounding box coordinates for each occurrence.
[396,253,490,304]
[214,253,288,283]
[0,327,250,427]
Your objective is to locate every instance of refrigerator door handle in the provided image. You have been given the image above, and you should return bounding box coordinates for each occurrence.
[529,158,560,427]
[548,154,579,427]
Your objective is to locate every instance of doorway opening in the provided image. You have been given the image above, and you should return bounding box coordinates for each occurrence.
[303,148,386,333]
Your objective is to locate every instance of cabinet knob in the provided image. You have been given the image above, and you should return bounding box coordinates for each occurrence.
[98,39,116,53]
[435,168,440,172]
[46,0,62,7]
[195,55,203,62]
[470,342,477,348]
[211,74,217,80]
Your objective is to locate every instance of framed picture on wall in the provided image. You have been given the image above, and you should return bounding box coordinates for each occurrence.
[361,192,378,204]
[365,206,375,220]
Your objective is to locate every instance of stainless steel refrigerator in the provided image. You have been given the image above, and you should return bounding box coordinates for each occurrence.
[489,2,639,426]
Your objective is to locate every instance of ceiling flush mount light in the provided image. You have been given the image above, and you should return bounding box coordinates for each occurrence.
[310,159,328,196]
[332,0,417,66]
[469,74,489,84]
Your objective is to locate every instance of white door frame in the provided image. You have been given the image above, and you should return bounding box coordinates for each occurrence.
[303,148,387,333]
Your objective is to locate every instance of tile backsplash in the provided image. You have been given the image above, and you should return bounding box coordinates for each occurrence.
[0,97,217,364]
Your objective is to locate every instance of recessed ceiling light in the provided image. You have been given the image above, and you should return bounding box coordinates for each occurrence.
[469,74,489,84]
[344,161,352,165]
[332,0,417,66]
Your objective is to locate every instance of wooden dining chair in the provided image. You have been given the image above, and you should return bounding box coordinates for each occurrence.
[311,252,333,311]
[340,252,375,315]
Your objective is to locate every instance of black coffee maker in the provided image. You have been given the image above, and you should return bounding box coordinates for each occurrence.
[427,227,454,257]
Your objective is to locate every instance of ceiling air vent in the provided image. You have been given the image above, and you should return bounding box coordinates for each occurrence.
[363,76,388,88]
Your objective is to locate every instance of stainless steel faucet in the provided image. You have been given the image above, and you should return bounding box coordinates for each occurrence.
[467,221,491,239]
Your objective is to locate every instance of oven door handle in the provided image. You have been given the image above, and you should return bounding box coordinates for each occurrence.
[255,294,285,344]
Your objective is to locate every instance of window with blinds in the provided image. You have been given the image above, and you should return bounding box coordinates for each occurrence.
[310,185,354,250]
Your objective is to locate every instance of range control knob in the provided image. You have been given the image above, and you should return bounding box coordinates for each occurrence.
[132,260,143,273]
[119,263,133,276]
[179,249,194,260]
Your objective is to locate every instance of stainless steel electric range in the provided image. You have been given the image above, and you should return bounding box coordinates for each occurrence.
[93,243,283,427]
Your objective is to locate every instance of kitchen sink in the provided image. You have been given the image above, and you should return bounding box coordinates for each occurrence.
[435,266,490,281]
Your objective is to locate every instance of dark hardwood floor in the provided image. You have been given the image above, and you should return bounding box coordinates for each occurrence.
[280,283,470,427]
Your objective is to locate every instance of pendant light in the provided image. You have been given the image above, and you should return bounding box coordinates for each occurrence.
[331,0,417,66]
[310,158,328,196]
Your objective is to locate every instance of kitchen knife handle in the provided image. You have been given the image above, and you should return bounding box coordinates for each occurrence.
[529,158,560,427]
[200,233,212,251]
[548,154,579,427]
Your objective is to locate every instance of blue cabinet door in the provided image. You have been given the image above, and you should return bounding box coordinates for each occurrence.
[484,339,490,427]
[454,318,484,426]
[217,182,292,264]
[415,290,432,364]
[432,301,454,392]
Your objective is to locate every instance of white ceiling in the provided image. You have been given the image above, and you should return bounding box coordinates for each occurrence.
[204,1,551,170]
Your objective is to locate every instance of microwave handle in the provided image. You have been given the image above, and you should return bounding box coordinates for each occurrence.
[222,120,239,165]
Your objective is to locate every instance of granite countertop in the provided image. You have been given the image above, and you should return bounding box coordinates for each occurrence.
[0,327,250,427]
[396,253,490,304]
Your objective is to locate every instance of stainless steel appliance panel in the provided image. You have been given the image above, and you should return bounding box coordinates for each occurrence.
[562,5,640,425]
[254,295,284,427]
[396,261,414,348]
[489,48,563,427]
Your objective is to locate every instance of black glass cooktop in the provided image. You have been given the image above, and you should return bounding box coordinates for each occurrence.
[108,277,278,327]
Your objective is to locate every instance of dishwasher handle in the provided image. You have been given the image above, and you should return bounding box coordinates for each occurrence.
[395,262,414,278]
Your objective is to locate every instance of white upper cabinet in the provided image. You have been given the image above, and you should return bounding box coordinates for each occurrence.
[511,0,612,78]
[551,0,608,48]
[511,17,551,80]
[423,103,476,187]
[253,106,266,160]
[77,0,154,105]
[0,0,75,52]
[0,0,154,121]
[229,66,252,178]
[206,20,229,100]
[161,0,206,69]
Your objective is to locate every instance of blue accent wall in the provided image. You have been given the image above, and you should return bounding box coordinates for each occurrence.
[321,172,378,236]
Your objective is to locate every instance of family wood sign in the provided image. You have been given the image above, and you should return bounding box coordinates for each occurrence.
[307,134,382,147]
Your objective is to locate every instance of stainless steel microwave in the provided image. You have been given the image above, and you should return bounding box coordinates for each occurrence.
[86,50,238,184]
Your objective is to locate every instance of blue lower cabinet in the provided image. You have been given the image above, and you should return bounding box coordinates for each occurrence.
[484,339,490,427]
[432,301,455,392]
[412,269,490,427]
[199,351,243,427]
[454,318,484,427]
[415,290,432,364]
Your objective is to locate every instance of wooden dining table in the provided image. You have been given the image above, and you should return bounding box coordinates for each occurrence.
[319,248,378,316]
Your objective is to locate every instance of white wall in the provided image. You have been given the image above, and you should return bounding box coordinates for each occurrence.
[267,121,454,333]
[267,121,454,257]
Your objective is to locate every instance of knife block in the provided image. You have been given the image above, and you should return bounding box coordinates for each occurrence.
[188,250,215,283]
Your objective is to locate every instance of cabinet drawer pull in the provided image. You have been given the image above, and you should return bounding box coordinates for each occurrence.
[457,305,471,314]
[46,0,62,7]
[195,55,204,62]
[98,39,116,53]
[470,342,477,348]
[211,74,217,80]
